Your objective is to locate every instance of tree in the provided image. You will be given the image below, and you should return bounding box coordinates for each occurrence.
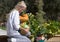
[24,0,38,14]
[0,0,21,22]
[43,0,60,21]
[35,0,45,24]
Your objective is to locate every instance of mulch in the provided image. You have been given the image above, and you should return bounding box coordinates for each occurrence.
[0,35,8,42]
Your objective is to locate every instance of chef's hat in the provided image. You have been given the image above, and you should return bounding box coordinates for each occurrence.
[16,1,27,8]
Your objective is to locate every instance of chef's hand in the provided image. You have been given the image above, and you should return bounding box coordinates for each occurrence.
[20,28,29,33]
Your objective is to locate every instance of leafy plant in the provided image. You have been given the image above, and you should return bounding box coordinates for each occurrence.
[28,13,45,36]
[28,13,60,35]
[42,21,60,35]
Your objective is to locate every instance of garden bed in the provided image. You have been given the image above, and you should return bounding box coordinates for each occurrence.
[0,35,8,42]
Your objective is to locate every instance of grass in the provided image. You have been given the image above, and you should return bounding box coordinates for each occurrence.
[0,26,6,30]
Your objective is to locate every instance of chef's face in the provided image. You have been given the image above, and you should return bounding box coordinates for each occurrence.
[19,6,26,13]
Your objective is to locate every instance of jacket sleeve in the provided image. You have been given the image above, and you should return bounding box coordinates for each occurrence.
[13,12,20,30]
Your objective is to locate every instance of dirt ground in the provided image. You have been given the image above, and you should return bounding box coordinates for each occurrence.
[46,36,60,42]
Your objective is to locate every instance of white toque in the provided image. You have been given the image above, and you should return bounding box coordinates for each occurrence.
[16,1,27,8]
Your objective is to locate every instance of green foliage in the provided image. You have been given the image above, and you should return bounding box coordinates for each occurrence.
[42,21,60,35]
[0,0,21,15]
[26,0,38,14]
[28,13,45,37]
[0,0,21,22]
[27,0,46,36]
[28,13,40,36]
[35,0,46,24]
[0,26,6,30]
[43,0,60,20]
[28,13,60,36]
